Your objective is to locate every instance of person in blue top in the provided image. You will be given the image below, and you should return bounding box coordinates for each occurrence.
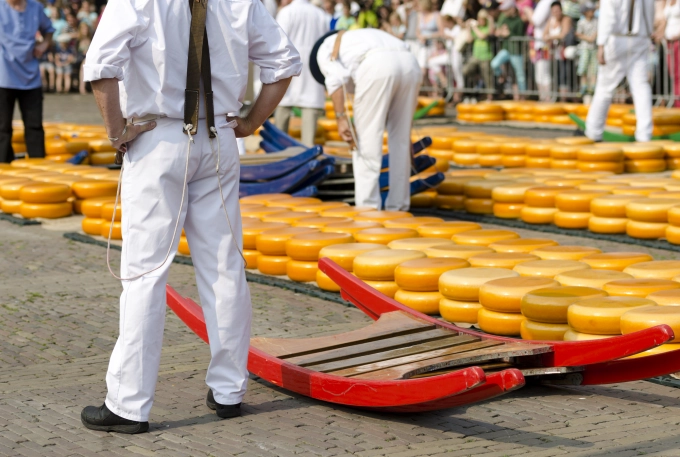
[0,0,54,163]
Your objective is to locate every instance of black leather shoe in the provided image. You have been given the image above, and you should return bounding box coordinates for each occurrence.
[206,389,242,418]
[81,404,149,434]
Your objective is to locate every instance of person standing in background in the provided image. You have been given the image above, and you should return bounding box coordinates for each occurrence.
[575,2,598,103]
[491,0,526,100]
[415,0,442,80]
[657,0,680,106]
[463,9,494,100]
[0,0,54,163]
[275,0,329,146]
[531,0,552,100]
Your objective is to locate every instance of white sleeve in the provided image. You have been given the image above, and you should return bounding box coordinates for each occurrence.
[597,0,615,45]
[316,38,351,96]
[532,0,552,27]
[248,0,302,84]
[83,0,150,81]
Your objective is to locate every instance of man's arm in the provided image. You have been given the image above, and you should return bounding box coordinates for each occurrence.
[34,33,53,58]
[330,87,353,144]
[227,77,292,138]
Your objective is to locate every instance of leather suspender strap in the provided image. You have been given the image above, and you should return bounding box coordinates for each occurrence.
[628,0,636,34]
[184,0,216,138]
[330,30,345,61]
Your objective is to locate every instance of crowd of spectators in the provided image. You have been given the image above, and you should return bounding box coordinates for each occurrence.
[317,0,680,106]
[37,0,100,94]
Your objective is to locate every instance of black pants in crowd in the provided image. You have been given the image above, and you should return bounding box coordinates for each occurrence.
[0,87,46,163]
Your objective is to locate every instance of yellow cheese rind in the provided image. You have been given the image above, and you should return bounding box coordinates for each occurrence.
[451,229,520,246]
[479,277,559,313]
[623,260,680,280]
[513,260,589,278]
[316,270,341,292]
[82,217,103,236]
[588,216,629,234]
[524,186,573,207]
[590,195,638,218]
[555,191,609,212]
[520,320,570,341]
[353,249,427,281]
[261,211,318,224]
[531,245,602,260]
[354,228,419,245]
[257,255,290,276]
[287,260,319,282]
[554,269,633,289]
[493,203,525,219]
[478,309,526,336]
[255,227,319,256]
[387,238,455,252]
[321,221,383,235]
[317,243,388,271]
[646,289,680,306]
[292,217,352,228]
[439,299,482,324]
[488,238,558,253]
[468,253,539,268]
[394,258,470,291]
[581,252,653,271]
[354,210,413,223]
[394,290,443,315]
[626,198,680,222]
[568,296,656,335]
[603,279,680,297]
[363,279,400,298]
[620,305,680,342]
[242,222,289,250]
[285,232,353,261]
[563,329,612,341]
[20,202,72,219]
[439,267,520,301]
[521,286,608,324]
[553,211,592,229]
[425,245,494,259]
[19,182,71,203]
[383,216,443,229]
[416,221,481,238]
[626,220,668,239]
[521,206,558,224]
[243,249,259,269]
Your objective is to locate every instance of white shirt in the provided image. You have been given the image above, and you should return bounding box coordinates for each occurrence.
[597,0,654,45]
[84,0,302,119]
[532,0,552,49]
[276,0,329,109]
[263,0,278,17]
[317,29,409,96]
[664,0,680,40]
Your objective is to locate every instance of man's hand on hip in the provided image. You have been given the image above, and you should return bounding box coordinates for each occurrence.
[111,121,157,153]
[225,116,255,138]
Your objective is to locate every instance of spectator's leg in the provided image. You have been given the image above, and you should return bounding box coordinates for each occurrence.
[510,54,526,95]
[80,58,87,94]
[47,65,55,92]
[56,69,63,93]
[273,105,292,136]
[300,108,323,147]
[490,49,509,77]
[40,65,48,91]
[451,50,464,102]
[669,41,680,108]
[0,88,16,163]
[64,70,72,94]
[17,88,46,159]
[480,60,493,100]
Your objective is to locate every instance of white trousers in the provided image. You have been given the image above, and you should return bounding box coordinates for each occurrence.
[105,118,252,422]
[586,37,653,142]
[353,50,421,211]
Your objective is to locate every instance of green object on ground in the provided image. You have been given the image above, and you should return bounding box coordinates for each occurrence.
[568,113,635,142]
[414,101,439,120]
[292,107,302,117]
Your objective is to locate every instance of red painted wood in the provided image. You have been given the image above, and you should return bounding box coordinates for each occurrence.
[581,347,680,385]
[166,286,209,343]
[319,258,675,367]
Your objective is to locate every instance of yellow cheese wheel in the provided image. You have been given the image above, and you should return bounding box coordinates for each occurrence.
[555,190,609,212]
[255,227,319,256]
[439,267,520,301]
[386,238,454,252]
[410,190,437,208]
[581,252,653,271]
[61,167,103,177]
[579,182,621,192]
[463,198,494,214]
[293,202,349,213]
[520,320,570,341]
[590,195,638,218]
[291,217,353,228]
[243,249,259,269]
[500,142,528,155]
[354,210,413,223]
[242,222,290,249]
[81,217,103,236]
[316,270,340,292]
[649,191,680,199]
[667,158,680,169]
[531,245,602,260]
[620,305,680,342]
[550,159,578,169]
[526,142,556,157]
[70,180,118,199]
[433,194,466,210]
[286,260,319,282]
[668,206,680,226]
[577,146,624,162]
[479,277,559,313]
[625,159,667,173]
[626,220,668,239]
[464,180,513,199]
[437,177,477,195]
[264,197,321,208]
[424,244,494,259]
[468,253,540,268]
[520,206,558,224]
[178,236,190,256]
[568,296,656,335]
[553,211,592,229]
[260,211,317,224]
[18,182,71,203]
[478,309,525,336]
[604,278,680,298]
[665,143,680,158]
[450,229,520,246]
[555,136,595,146]
[257,255,290,276]
[240,193,295,205]
[475,141,501,155]
[526,157,552,168]
[88,139,117,152]
[0,179,33,200]
[550,145,580,160]
[621,144,665,160]
[20,202,72,219]
[321,221,383,236]
[362,279,400,298]
[554,269,633,288]
[488,238,558,253]
[623,261,680,280]
[626,198,680,222]
[101,220,122,240]
[646,288,680,306]
[318,243,388,271]
[353,249,426,281]
[521,286,608,324]
[524,186,574,207]
[1,199,21,214]
[100,202,122,222]
[492,202,524,219]
[393,289,442,315]
[544,178,592,187]
[319,206,374,218]
[285,232,353,261]
[453,152,479,166]
[89,152,117,165]
[383,217,442,230]
[612,186,665,196]
[501,155,527,168]
[624,343,680,358]
[492,184,536,203]
[588,216,629,234]
[416,221,480,238]
[478,154,503,167]
[563,329,611,341]
[353,228,418,245]
[668,224,680,244]
[394,257,470,292]
[452,138,482,153]
[78,197,116,218]
[513,259,589,278]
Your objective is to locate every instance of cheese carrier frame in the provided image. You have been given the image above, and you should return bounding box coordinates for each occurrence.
[166,258,680,412]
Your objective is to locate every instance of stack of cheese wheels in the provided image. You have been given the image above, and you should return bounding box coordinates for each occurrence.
[425,244,494,259]
[514,259,590,278]
[18,182,72,219]
[80,196,116,236]
[44,138,89,163]
[316,243,387,291]
[463,179,514,215]
[394,258,469,315]
[285,232,353,282]
[321,220,383,236]
[353,249,426,298]
[568,296,656,338]
[0,178,33,214]
[549,144,580,170]
[531,245,602,260]
[554,190,608,229]
[468,252,539,268]
[255,227,318,276]
[646,288,680,306]
[521,186,569,224]
[622,144,667,173]
[451,229,519,246]
[522,286,607,340]
[554,268,633,288]
[589,194,637,234]
[491,183,536,219]
[621,306,680,357]
[667,204,680,244]
[580,251,653,271]
[623,260,680,280]
[602,276,680,297]
[384,216,443,230]
[666,143,680,170]
[387,237,455,252]
[416,220,480,238]
[410,190,437,208]
[479,277,558,338]
[241,221,289,269]
[625,198,680,239]
[354,210,412,223]
[434,176,473,210]
[354,227,419,245]
[100,202,122,240]
[576,146,624,174]
[525,141,555,168]
[452,138,482,166]
[439,267,519,331]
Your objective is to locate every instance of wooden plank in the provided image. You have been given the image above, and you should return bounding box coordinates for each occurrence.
[353,343,553,380]
[409,362,513,378]
[250,311,434,358]
[288,327,459,366]
[307,335,479,373]
[333,340,504,378]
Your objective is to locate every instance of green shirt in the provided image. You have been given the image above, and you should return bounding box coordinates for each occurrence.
[497,14,525,54]
[472,26,492,61]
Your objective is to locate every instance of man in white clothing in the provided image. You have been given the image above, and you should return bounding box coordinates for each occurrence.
[275,0,329,146]
[585,0,654,141]
[80,0,301,434]
[310,29,421,210]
